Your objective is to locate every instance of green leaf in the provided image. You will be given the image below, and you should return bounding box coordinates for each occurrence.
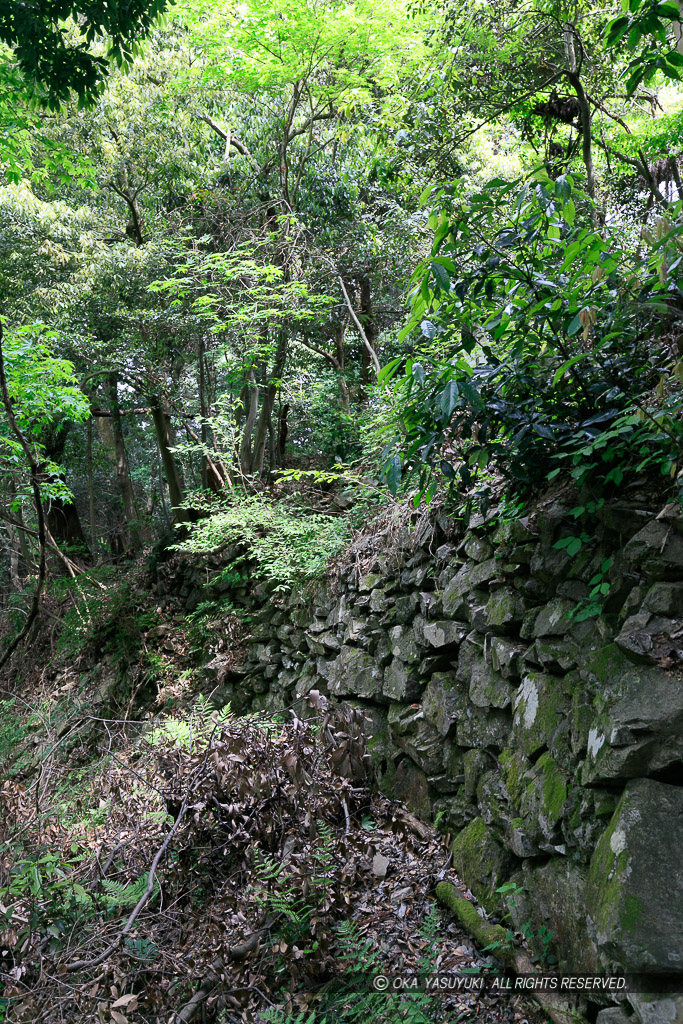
[552,351,590,385]
[378,357,402,385]
[554,175,571,201]
[438,380,460,420]
[567,311,583,336]
[561,199,576,226]
[430,261,451,290]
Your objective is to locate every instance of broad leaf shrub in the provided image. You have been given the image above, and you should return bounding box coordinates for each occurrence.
[381,174,683,512]
[175,490,353,591]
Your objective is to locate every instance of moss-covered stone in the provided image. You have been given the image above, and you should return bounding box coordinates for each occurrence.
[329,646,384,699]
[388,710,444,775]
[499,748,531,807]
[391,757,430,816]
[580,645,683,784]
[520,859,598,972]
[457,632,514,709]
[483,586,526,635]
[586,778,683,972]
[463,748,489,800]
[450,817,515,911]
[518,752,567,845]
[511,672,568,758]
[456,703,511,750]
[488,636,527,680]
[383,658,423,702]
[529,598,576,638]
[442,559,502,614]
[422,671,466,737]
[463,533,494,562]
[421,619,469,649]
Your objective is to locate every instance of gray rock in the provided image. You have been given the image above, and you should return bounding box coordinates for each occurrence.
[389,710,444,775]
[580,645,683,784]
[422,672,466,737]
[383,658,423,702]
[421,619,469,649]
[482,586,526,634]
[451,816,515,911]
[528,598,576,638]
[463,533,494,562]
[533,638,580,673]
[586,778,683,973]
[487,636,527,680]
[492,519,534,547]
[628,995,683,1024]
[359,572,383,592]
[391,757,430,815]
[643,582,683,617]
[456,703,511,750]
[517,752,568,844]
[443,559,502,614]
[328,647,383,699]
[370,588,390,614]
[388,625,421,664]
[595,1007,632,1024]
[615,611,683,666]
[624,520,683,579]
[520,859,598,972]
[462,748,489,799]
[512,672,568,758]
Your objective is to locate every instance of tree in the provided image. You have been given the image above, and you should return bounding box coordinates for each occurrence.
[0,0,172,108]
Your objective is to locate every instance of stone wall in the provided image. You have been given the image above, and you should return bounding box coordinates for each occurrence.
[156,498,683,1010]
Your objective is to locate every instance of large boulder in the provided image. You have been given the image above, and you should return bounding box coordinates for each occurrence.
[457,633,515,709]
[586,778,683,973]
[450,817,515,911]
[422,671,466,737]
[328,646,383,699]
[442,559,502,614]
[519,859,599,972]
[580,645,683,784]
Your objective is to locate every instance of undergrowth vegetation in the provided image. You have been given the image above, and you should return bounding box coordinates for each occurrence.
[0,692,477,1023]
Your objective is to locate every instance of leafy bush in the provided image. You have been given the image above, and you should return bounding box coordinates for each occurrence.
[381,174,683,512]
[176,490,352,590]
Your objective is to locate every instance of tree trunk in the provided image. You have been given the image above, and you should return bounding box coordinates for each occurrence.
[150,399,190,524]
[334,324,351,413]
[252,331,288,477]
[277,403,290,466]
[108,374,144,548]
[564,26,594,201]
[87,418,97,558]
[359,276,378,399]
[238,369,259,475]
[41,424,90,557]
[199,337,209,490]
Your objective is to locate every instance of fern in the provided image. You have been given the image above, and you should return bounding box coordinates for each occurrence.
[98,873,159,910]
[260,1012,317,1024]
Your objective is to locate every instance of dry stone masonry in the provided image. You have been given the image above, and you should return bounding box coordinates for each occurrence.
[156,497,683,1016]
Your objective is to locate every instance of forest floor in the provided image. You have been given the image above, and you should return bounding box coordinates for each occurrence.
[0,559,546,1024]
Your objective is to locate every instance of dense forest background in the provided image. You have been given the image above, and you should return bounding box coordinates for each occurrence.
[0,0,682,605]
[0,0,682,1021]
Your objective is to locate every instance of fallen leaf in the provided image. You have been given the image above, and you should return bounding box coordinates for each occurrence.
[372,853,389,877]
[112,994,138,1010]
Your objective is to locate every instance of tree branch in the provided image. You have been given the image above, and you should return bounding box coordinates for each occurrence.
[0,322,47,672]
[201,114,252,158]
[338,278,380,376]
